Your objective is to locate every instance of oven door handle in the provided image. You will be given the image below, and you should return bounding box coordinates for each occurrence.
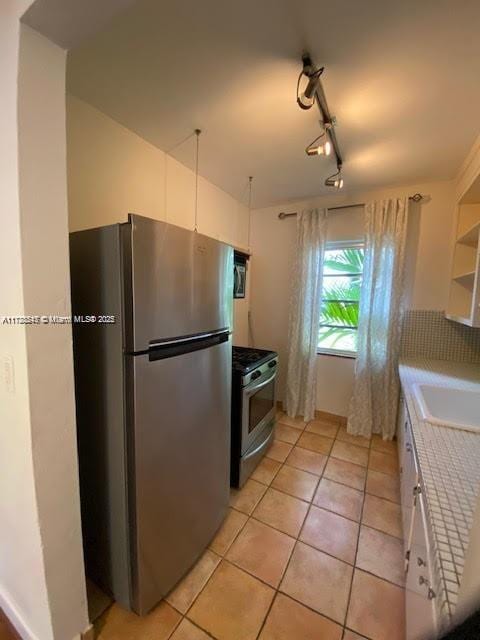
[245,370,276,396]
[243,427,275,461]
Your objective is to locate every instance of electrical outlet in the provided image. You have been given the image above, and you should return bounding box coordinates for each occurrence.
[3,355,15,394]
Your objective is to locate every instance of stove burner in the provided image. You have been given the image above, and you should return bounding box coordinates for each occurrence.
[232,346,277,374]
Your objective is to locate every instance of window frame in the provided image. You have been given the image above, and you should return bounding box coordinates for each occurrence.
[317,239,364,359]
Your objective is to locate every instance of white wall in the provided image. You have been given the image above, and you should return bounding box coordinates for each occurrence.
[66,95,251,345]
[18,25,89,640]
[250,180,456,416]
[0,9,88,640]
[0,8,52,640]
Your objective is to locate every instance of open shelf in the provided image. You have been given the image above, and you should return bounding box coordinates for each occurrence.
[452,271,476,287]
[447,154,480,328]
[457,221,480,247]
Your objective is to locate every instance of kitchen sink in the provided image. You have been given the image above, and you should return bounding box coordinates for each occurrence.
[414,384,480,433]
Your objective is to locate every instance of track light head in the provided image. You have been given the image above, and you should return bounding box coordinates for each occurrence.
[297,56,324,110]
[297,78,319,110]
[306,140,331,156]
[305,127,331,157]
[325,166,344,189]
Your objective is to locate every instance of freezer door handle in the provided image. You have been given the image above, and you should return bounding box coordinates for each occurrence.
[149,328,230,348]
[148,328,230,361]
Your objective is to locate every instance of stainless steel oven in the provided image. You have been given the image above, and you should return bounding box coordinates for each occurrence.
[231,347,278,488]
[242,365,276,453]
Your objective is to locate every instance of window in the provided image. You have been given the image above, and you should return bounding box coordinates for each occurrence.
[318,242,364,357]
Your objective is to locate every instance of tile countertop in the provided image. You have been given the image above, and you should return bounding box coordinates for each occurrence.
[399,358,480,625]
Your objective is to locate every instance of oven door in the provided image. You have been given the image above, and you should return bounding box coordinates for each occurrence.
[241,368,276,454]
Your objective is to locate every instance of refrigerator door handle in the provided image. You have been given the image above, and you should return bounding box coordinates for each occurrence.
[148,329,230,362]
[149,328,230,349]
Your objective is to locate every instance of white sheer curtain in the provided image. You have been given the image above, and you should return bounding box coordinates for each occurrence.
[286,208,327,422]
[348,197,408,440]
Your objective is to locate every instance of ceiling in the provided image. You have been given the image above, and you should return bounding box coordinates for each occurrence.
[67,0,480,208]
[23,0,139,50]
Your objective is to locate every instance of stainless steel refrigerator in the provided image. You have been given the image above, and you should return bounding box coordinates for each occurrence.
[70,214,233,615]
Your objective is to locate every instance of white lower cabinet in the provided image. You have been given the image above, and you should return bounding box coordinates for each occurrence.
[398,396,438,640]
[406,490,438,639]
[398,398,418,558]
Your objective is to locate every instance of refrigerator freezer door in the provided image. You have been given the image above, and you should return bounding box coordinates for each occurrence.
[128,338,231,614]
[127,215,233,353]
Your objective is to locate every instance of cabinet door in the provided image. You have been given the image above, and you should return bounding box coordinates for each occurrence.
[397,396,406,463]
[400,414,418,554]
[406,492,438,640]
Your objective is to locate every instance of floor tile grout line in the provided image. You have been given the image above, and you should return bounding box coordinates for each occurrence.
[277,454,328,477]
[343,626,374,640]
[271,457,322,481]
[231,485,403,540]
[174,418,399,640]
[340,441,403,639]
[253,421,314,638]
[184,425,312,639]
[274,460,322,481]
[340,443,370,637]
[166,613,218,640]
[255,427,401,637]
[175,416,309,634]
[268,469,321,504]
[254,433,335,640]
[179,420,313,638]
[168,500,255,636]
[209,506,251,557]
[234,432,398,498]
[174,612,223,640]
[275,415,401,640]
[239,512,405,588]
[96,417,400,640]
[363,489,401,506]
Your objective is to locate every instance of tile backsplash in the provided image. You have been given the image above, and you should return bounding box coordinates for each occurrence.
[401,310,480,363]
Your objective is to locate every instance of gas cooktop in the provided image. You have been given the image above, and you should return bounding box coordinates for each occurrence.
[232,346,277,374]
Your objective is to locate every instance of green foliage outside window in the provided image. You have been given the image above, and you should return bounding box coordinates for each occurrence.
[318,246,364,354]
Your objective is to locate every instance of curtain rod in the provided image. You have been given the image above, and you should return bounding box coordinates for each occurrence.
[278,193,425,219]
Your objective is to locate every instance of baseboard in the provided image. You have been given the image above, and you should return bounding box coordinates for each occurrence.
[276,401,347,426]
[0,588,92,640]
[314,409,347,426]
[0,588,37,640]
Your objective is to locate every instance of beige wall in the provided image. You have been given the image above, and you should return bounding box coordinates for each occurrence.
[0,8,52,640]
[18,26,89,640]
[66,95,251,345]
[0,12,89,640]
[250,180,456,416]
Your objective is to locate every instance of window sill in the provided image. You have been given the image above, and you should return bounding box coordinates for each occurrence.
[317,349,357,360]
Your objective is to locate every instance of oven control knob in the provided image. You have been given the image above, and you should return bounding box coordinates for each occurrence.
[268,360,277,368]
[251,371,262,380]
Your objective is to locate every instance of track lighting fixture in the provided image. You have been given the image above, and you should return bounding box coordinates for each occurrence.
[325,166,344,190]
[297,53,345,190]
[305,126,332,157]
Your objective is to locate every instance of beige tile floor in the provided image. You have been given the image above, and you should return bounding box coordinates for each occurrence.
[95,412,405,640]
